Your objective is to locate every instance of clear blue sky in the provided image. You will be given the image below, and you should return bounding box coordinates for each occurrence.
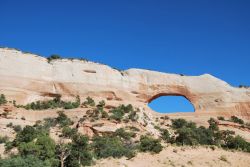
[0,0,249,113]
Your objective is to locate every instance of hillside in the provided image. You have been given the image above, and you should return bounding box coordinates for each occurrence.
[0,47,250,167]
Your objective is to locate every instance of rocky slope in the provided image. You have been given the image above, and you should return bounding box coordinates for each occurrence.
[0,47,250,167]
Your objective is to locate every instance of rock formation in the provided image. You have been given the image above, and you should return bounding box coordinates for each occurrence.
[0,47,250,118]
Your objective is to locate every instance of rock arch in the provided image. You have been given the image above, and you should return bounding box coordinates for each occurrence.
[0,48,250,118]
[147,93,195,112]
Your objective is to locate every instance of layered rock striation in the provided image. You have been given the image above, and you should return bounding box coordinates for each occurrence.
[0,48,250,118]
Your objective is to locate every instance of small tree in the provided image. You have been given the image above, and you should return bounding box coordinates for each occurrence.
[47,54,61,63]
[0,94,7,105]
[82,97,95,107]
[56,141,71,167]
[171,119,188,129]
[208,118,219,131]
[230,116,244,124]
[139,135,162,153]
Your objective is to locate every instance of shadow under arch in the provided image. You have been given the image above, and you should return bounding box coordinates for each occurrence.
[147,93,196,113]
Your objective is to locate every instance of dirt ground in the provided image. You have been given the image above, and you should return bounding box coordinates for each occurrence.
[93,145,250,167]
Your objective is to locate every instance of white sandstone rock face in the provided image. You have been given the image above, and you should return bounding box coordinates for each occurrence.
[0,48,250,118]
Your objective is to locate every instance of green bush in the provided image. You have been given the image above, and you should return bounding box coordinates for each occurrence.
[0,94,7,105]
[92,135,135,158]
[160,129,170,142]
[139,135,163,153]
[17,96,81,110]
[208,118,219,131]
[224,135,250,152]
[13,125,22,133]
[230,116,244,124]
[82,97,95,107]
[43,118,57,129]
[47,54,61,63]
[0,155,52,167]
[171,118,188,129]
[110,107,125,122]
[65,134,93,166]
[97,100,105,108]
[0,136,9,144]
[61,127,78,138]
[100,110,109,118]
[114,128,135,140]
[6,122,13,128]
[56,111,73,127]
[16,126,38,143]
[171,118,197,129]
[217,116,225,121]
[174,126,214,146]
[171,119,221,146]
[128,110,138,121]
[170,118,250,151]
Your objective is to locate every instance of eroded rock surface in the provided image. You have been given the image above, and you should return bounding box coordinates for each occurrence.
[0,48,250,118]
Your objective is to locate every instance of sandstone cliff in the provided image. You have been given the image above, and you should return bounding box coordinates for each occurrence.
[0,47,250,118]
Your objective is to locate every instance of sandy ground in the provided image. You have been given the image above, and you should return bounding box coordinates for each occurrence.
[93,145,250,167]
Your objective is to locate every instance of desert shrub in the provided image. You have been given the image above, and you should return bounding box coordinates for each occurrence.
[208,118,219,131]
[175,127,199,145]
[239,85,250,89]
[17,96,81,110]
[224,135,250,152]
[0,94,7,105]
[128,110,138,121]
[128,126,140,132]
[139,135,162,153]
[56,111,73,127]
[65,134,92,167]
[160,129,170,142]
[61,127,78,138]
[110,108,125,122]
[43,118,57,129]
[171,119,197,129]
[82,97,95,107]
[92,135,135,159]
[170,118,250,151]
[6,122,13,128]
[0,155,52,167]
[171,118,188,129]
[120,104,133,113]
[114,128,136,140]
[13,125,22,133]
[172,119,222,146]
[4,141,15,151]
[47,54,61,63]
[174,126,215,146]
[97,100,105,108]
[230,116,244,124]
[15,126,38,143]
[0,136,9,144]
[100,110,109,118]
[217,116,225,121]
[6,125,58,165]
[18,135,57,165]
[110,104,137,122]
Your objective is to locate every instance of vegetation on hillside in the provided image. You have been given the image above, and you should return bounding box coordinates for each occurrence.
[1,94,250,166]
[47,54,61,63]
[0,94,7,106]
[168,118,250,152]
[15,96,80,110]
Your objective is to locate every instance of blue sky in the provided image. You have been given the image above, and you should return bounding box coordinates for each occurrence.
[0,0,249,113]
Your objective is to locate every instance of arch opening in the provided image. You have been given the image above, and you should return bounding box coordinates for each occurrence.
[148,95,195,113]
